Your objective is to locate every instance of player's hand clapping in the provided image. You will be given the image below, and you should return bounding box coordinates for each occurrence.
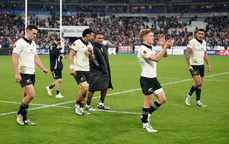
[164,39,174,49]
[156,34,165,47]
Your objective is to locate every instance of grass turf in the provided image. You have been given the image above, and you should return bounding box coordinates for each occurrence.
[0,54,228,144]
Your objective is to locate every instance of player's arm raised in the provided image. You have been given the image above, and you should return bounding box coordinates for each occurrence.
[12,53,22,82]
[185,47,193,71]
[204,51,211,72]
[35,54,49,75]
[148,39,173,62]
[69,49,76,76]
[156,34,168,57]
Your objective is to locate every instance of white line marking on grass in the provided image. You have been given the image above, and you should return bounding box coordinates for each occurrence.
[87,108,141,115]
[204,79,229,82]
[0,104,141,116]
[0,72,228,116]
[159,77,182,80]
[0,103,76,116]
[0,100,47,106]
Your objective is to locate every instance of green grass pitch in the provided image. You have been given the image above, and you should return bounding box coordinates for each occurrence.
[0,54,228,144]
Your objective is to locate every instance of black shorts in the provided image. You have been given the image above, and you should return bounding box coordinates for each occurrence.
[51,70,62,79]
[189,65,205,77]
[74,71,90,85]
[140,76,162,95]
[20,73,35,88]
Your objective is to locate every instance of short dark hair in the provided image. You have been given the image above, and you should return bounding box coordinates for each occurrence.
[197,28,205,32]
[26,24,38,31]
[95,32,103,37]
[82,28,93,37]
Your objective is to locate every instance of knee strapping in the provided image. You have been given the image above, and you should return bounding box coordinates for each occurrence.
[79,81,89,88]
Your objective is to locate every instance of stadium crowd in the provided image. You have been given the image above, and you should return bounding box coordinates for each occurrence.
[0,13,228,50]
[205,16,228,49]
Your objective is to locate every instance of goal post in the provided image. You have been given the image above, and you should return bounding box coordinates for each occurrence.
[24,0,64,52]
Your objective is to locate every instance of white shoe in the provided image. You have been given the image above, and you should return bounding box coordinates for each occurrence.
[46,86,52,96]
[56,93,64,98]
[73,105,82,115]
[142,123,158,133]
[97,103,110,110]
[80,108,90,115]
[196,101,207,108]
[185,94,191,106]
[85,104,93,111]
[16,113,24,126]
[24,119,36,125]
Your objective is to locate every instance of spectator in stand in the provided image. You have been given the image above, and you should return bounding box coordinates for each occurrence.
[0,13,228,50]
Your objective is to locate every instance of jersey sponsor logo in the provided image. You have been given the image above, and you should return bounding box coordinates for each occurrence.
[148,88,153,92]
[188,43,190,45]
[143,51,147,54]
[14,45,16,48]
[73,43,76,46]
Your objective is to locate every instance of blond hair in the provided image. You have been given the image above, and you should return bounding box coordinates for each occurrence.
[139,29,152,40]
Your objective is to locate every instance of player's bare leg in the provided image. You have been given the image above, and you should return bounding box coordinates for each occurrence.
[17,85,36,126]
[46,79,63,98]
[196,77,207,107]
[186,75,202,105]
[85,91,94,110]
[73,82,90,115]
[148,90,166,118]
[55,79,63,98]
[22,85,35,105]
[97,89,110,110]
[141,94,157,132]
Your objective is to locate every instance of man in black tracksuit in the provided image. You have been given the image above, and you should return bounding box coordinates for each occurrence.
[85,33,113,110]
[46,38,64,98]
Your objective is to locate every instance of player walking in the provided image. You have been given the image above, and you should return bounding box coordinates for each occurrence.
[69,29,95,115]
[185,28,211,107]
[12,24,49,125]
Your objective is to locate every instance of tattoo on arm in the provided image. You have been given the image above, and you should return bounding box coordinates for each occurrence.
[185,47,192,66]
